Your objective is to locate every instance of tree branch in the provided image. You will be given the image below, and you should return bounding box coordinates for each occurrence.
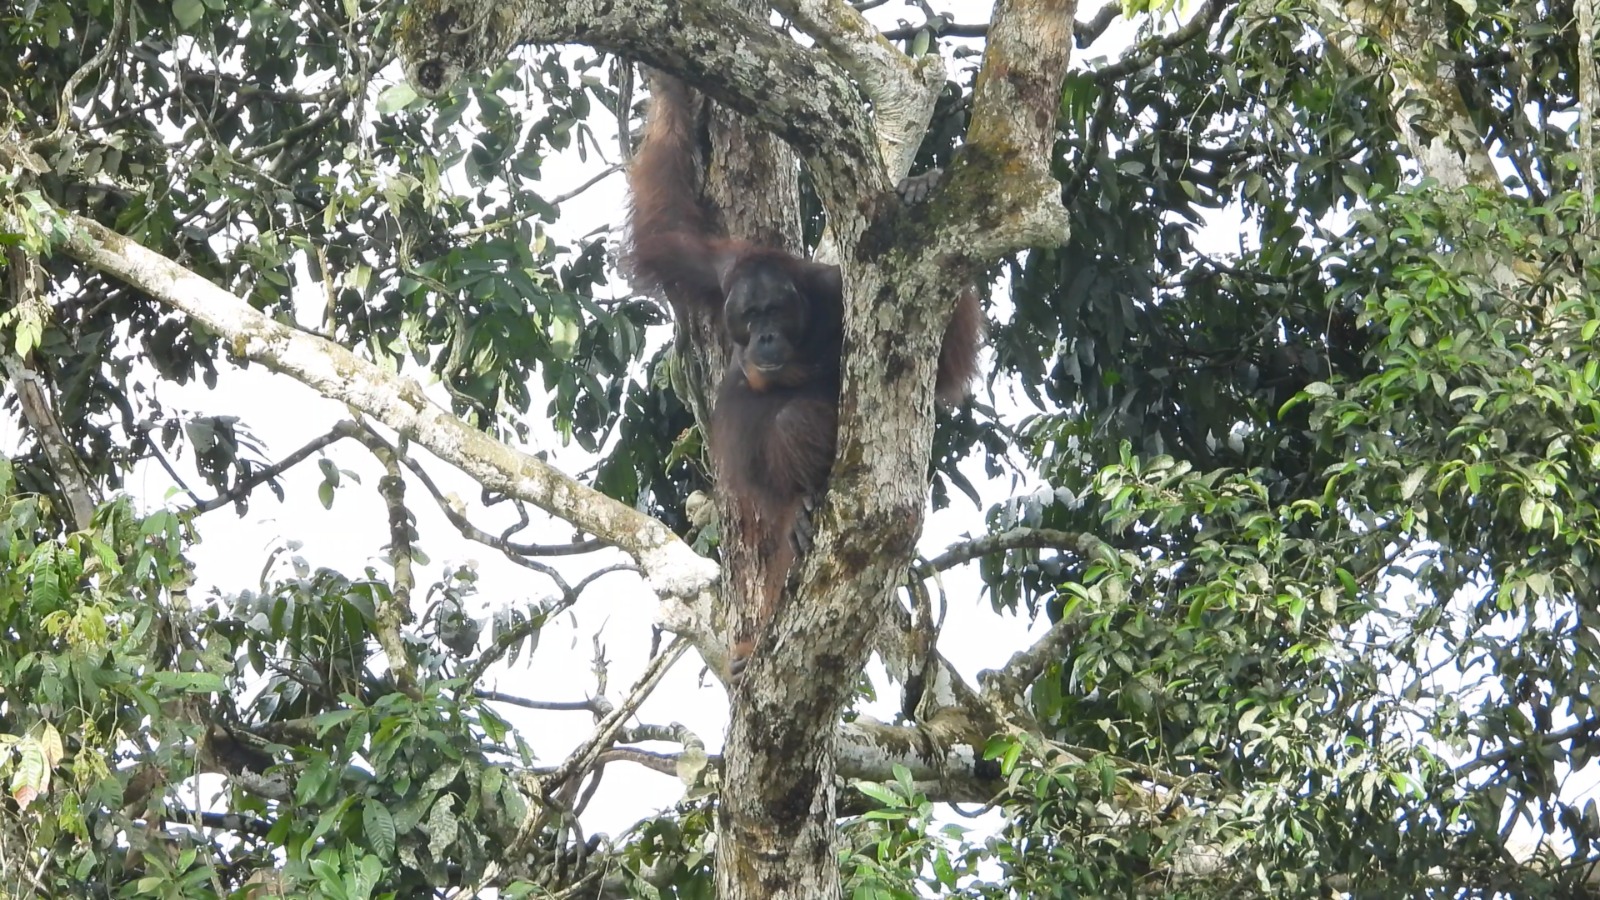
[1313,0,1501,191]
[913,526,1112,578]
[1092,0,1228,83]
[476,692,603,713]
[944,0,1075,260]
[978,610,1085,710]
[1075,2,1121,46]
[188,421,359,514]
[771,0,946,180]
[397,0,879,192]
[4,249,97,530]
[15,183,723,646]
[372,442,421,697]
[456,638,689,898]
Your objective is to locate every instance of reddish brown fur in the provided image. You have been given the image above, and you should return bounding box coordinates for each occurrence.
[622,75,731,314]
[623,72,983,674]
[938,285,984,406]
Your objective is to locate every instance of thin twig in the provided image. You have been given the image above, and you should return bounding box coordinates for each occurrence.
[461,164,624,238]
[449,639,688,899]
[912,526,1111,579]
[475,692,601,713]
[187,421,360,514]
[43,0,128,147]
[1093,0,1228,84]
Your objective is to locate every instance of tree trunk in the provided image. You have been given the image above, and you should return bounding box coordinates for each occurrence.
[626,9,848,897]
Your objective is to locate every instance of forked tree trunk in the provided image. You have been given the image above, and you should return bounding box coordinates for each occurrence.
[686,61,853,900]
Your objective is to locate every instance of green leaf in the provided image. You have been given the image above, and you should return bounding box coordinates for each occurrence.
[852,780,902,809]
[425,795,459,861]
[1519,495,1545,530]
[148,671,226,694]
[172,0,205,28]
[363,800,397,858]
[1000,739,1023,776]
[377,83,419,115]
[9,737,48,810]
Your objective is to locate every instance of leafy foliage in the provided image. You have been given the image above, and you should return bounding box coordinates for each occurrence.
[2,0,1598,896]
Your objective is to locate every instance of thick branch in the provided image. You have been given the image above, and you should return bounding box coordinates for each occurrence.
[979,612,1085,713]
[2,353,97,530]
[836,712,1003,804]
[772,0,946,180]
[1311,1,1526,302]
[1075,2,1121,46]
[35,198,720,628]
[1092,0,1227,83]
[397,0,878,193]
[373,445,421,697]
[1314,0,1501,191]
[952,0,1077,259]
[812,0,1080,719]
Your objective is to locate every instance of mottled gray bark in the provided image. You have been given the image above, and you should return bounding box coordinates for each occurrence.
[396,3,1074,896]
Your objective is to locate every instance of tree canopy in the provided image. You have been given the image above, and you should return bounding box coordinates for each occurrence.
[1,0,1598,897]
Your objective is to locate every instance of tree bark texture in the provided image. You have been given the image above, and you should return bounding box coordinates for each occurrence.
[415,2,1076,897]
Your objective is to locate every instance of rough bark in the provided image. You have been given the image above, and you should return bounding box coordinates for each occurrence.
[1315,0,1502,191]
[399,1,1072,896]
[397,0,879,195]
[771,0,947,182]
[3,247,98,530]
